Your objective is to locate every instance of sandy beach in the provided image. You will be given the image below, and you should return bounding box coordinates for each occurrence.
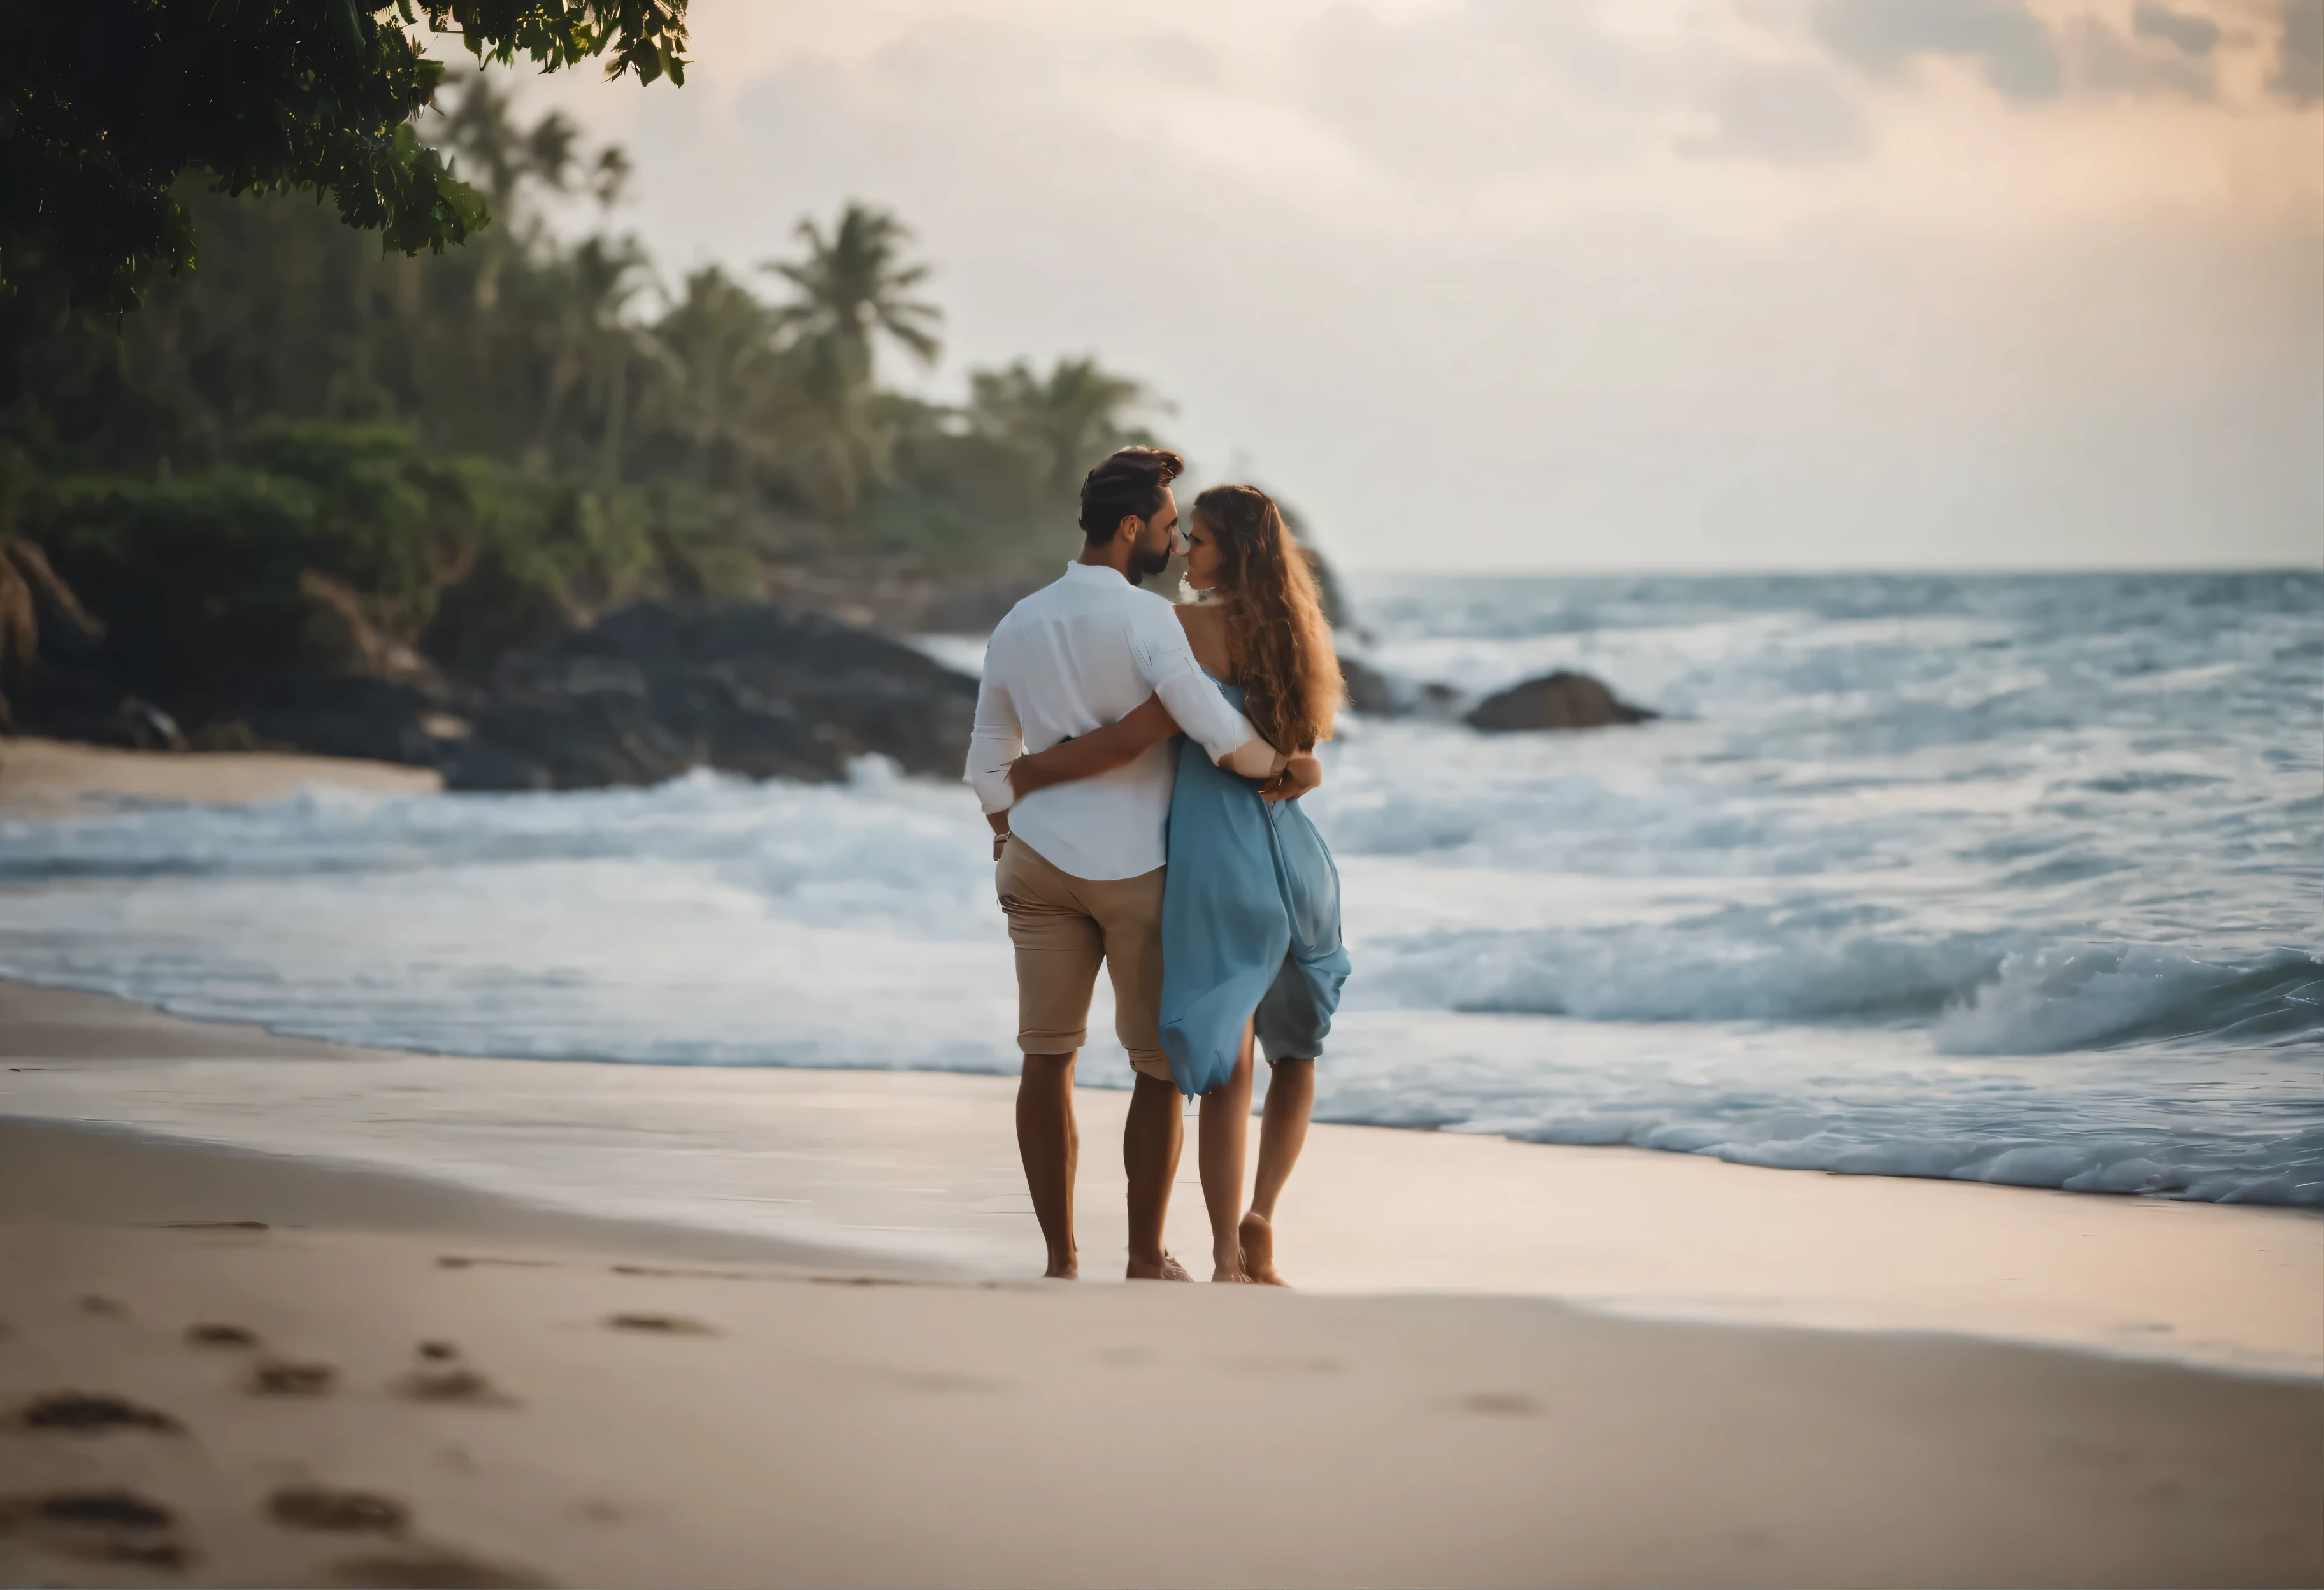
[3,740,2321,1586]
[3,981,2320,1588]
[0,737,440,819]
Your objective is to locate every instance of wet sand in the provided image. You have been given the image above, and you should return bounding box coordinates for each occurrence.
[3,984,2317,1376]
[1,984,2320,1586]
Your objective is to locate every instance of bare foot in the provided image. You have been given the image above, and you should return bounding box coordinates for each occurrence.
[1127,1253,1194,1282]
[1042,1258,1079,1280]
[1212,1256,1253,1284]
[1239,1212,1290,1286]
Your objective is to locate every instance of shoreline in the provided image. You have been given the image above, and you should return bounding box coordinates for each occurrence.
[0,734,440,818]
[4,980,2318,1380]
[4,1105,2318,1387]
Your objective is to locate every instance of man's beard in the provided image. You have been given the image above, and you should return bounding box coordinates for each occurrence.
[1126,542,1172,585]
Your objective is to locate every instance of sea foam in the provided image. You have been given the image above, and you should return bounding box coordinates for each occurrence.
[1,569,2315,1207]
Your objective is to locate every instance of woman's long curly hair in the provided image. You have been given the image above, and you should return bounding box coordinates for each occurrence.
[1189,483,1340,753]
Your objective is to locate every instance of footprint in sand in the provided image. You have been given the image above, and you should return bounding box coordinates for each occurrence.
[248,1360,337,1397]
[185,1322,261,1349]
[417,1340,459,1361]
[605,1313,717,1336]
[269,1485,410,1536]
[0,1487,194,1570]
[8,1391,183,1434]
[1456,1392,1543,1417]
[394,1366,516,1407]
[77,1294,126,1317]
[326,1544,547,1588]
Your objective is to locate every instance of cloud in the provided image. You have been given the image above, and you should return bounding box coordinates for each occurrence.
[510,0,2324,572]
[2070,16,2218,99]
[1690,66,1869,162]
[1291,3,1680,185]
[1811,0,2065,103]
[2274,0,2323,103]
[2132,3,2221,56]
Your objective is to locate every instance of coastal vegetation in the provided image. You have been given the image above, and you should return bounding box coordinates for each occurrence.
[0,75,1171,748]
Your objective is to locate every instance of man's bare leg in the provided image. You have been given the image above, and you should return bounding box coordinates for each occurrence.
[1123,1071,1190,1280]
[1240,1056,1315,1286]
[1199,1025,1257,1282]
[1017,1051,1079,1278]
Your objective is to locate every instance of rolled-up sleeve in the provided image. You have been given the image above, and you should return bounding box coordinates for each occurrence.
[965,669,1022,814]
[1128,607,1276,770]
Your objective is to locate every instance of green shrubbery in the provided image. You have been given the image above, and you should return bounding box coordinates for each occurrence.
[6,420,761,708]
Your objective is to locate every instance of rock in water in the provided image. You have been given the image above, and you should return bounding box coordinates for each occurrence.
[1338,655,1400,717]
[1464,671,1657,732]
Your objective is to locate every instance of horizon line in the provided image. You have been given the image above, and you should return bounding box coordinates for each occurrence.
[1327,561,2321,580]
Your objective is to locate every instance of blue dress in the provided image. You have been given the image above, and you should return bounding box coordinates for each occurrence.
[1157,676,1352,1098]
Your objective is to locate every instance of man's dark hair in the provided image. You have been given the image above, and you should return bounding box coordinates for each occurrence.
[1078,447,1186,541]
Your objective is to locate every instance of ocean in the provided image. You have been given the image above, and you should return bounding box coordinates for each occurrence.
[3,570,2318,1207]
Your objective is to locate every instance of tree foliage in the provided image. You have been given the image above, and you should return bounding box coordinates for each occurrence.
[971,357,1163,505]
[0,0,687,312]
[0,73,1179,727]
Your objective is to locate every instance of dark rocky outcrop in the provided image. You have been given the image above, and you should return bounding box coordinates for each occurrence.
[1337,655,1463,720]
[1338,655,1397,717]
[240,677,465,770]
[492,601,979,788]
[0,536,180,746]
[244,599,980,792]
[4,533,979,794]
[1465,671,1658,732]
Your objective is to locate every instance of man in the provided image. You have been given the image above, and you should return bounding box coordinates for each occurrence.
[965,447,1286,1280]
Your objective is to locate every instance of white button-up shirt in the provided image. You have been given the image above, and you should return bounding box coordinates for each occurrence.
[965,562,1272,880]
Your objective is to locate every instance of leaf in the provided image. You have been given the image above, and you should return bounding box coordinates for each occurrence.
[436,171,489,234]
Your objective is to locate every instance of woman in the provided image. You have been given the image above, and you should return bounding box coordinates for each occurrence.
[1007,483,1350,1285]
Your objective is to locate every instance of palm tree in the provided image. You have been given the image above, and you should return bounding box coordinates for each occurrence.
[767,357,898,524]
[968,357,1161,504]
[762,203,942,401]
[645,266,786,489]
[434,73,584,317]
[436,73,527,211]
[527,235,650,484]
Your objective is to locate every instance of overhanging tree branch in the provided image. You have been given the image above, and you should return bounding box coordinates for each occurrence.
[0,0,689,313]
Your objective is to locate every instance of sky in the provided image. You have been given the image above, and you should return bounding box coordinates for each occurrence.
[512,0,2323,573]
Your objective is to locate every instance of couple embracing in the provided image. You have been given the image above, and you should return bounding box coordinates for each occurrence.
[965,447,1351,1284]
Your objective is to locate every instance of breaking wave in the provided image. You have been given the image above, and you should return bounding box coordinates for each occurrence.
[1,569,2316,1207]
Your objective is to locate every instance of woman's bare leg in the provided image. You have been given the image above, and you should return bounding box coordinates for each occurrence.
[1240,1056,1315,1286]
[1196,1019,1257,1282]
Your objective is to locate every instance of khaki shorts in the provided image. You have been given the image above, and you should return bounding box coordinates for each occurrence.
[996,836,1171,1082]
